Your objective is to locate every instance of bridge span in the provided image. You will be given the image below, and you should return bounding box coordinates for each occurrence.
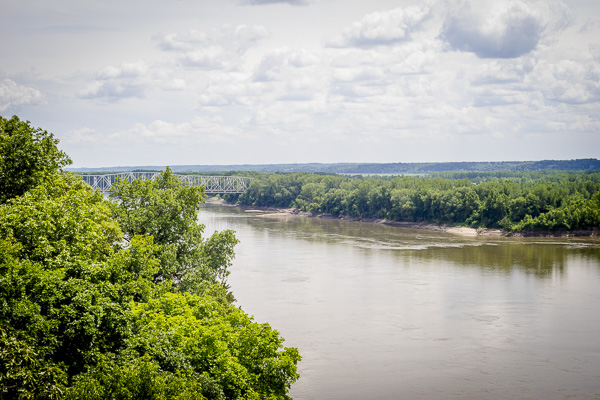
[80,172,252,194]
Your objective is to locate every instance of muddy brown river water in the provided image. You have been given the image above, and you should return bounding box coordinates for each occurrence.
[199,204,600,400]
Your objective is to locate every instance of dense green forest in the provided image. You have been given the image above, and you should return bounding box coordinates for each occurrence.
[223,171,600,232]
[0,115,300,399]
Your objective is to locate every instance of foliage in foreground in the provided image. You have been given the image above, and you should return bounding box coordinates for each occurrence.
[0,116,71,204]
[223,172,600,231]
[0,115,300,399]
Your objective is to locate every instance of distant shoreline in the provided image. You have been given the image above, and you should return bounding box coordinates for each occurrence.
[205,197,599,239]
[68,158,600,174]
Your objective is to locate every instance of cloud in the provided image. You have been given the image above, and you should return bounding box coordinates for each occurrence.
[470,59,533,85]
[198,72,254,107]
[157,25,268,54]
[246,48,325,105]
[253,47,319,81]
[440,0,570,59]
[78,61,186,101]
[63,117,240,146]
[237,0,309,5]
[63,127,99,144]
[330,40,440,79]
[326,6,431,48]
[78,62,148,100]
[155,25,269,70]
[329,63,389,100]
[580,18,600,34]
[529,59,600,104]
[181,47,234,70]
[111,117,237,144]
[0,79,44,112]
[95,63,147,80]
[324,41,442,104]
[472,88,530,108]
[193,47,323,109]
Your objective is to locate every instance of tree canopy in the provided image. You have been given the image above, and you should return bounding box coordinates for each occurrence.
[0,116,71,203]
[0,116,300,399]
[223,171,600,232]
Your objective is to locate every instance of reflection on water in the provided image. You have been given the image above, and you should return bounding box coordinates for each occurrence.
[201,205,600,277]
[199,204,600,400]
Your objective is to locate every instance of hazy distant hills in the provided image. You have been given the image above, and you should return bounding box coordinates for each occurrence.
[69,158,600,174]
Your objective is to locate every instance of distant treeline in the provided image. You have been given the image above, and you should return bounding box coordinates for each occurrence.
[69,158,600,174]
[222,171,600,232]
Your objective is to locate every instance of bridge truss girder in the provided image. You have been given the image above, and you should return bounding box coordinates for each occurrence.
[80,172,252,194]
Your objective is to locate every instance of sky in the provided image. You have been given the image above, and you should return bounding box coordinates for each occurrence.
[1,0,599,168]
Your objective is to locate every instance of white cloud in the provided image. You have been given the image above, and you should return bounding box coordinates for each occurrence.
[0,79,44,111]
[470,59,533,85]
[241,101,321,138]
[324,40,444,106]
[329,62,389,100]
[157,25,268,54]
[155,25,269,70]
[182,46,234,70]
[78,61,149,100]
[529,59,600,104]
[110,117,239,145]
[471,87,531,108]
[237,0,309,5]
[3,0,599,167]
[332,65,384,83]
[277,76,319,101]
[124,120,192,143]
[440,1,542,58]
[163,78,186,91]
[96,63,147,80]
[326,5,432,48]
[63,126,99,144]
[389,43,440,75]
[78,61,186,101]
[61,117,241,151]
[440,0,571,59]
[189,47,326,110]
[253,47,319,81]
[197,71,258,107]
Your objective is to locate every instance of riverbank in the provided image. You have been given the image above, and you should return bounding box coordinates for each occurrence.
[205,197,599,238]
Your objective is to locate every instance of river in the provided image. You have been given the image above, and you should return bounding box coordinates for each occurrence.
[198,204,600,400]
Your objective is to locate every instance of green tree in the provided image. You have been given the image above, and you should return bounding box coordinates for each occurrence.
[127,292,300,400]
[0,116,71,203]
[0,173,136,395]
[228,171,600,231]
[108,168,239,293]
[65,354,212,400]
[1,118,301,399]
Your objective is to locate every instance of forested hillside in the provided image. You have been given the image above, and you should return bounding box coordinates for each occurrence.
[69,159,600,174]
[223,172,600,232]
[0,115,300,399]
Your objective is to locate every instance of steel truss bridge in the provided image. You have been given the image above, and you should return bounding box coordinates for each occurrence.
[80,172,253,194]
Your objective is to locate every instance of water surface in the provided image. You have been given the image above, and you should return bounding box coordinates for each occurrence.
[199,204,600,400]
